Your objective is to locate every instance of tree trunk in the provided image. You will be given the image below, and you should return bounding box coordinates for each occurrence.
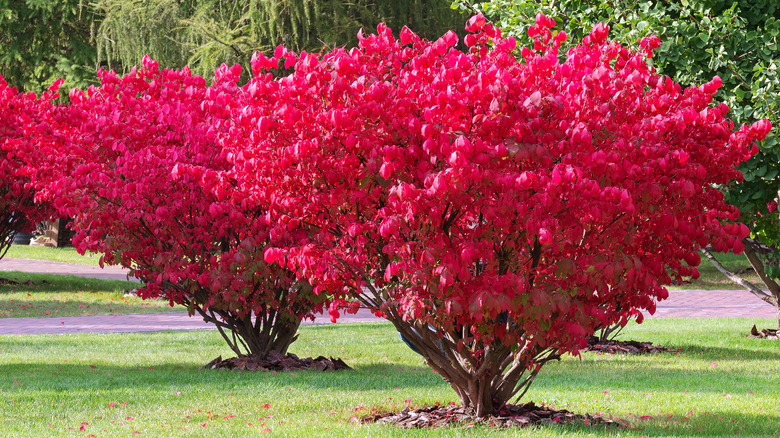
[385,310,557,417]
[198,306,302,359]
[776,303,780,333]
[702,243,780,331]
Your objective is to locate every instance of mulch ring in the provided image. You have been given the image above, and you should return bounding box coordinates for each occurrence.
[750,324,778,340]
[359,402,622,429]
[584,338,681,354]
[201,351,352,372]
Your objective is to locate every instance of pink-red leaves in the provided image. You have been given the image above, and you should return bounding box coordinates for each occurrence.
[15,12,766,390]
[17,58,332,358]
[218,13,766,365]
[0,77,57,252]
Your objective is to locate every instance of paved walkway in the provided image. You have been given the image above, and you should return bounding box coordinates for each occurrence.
[0,257,776,335]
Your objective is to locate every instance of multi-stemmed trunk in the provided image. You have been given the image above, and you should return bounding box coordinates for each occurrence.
[356,277,560,418]
[197,305,302,359]
[0,200,35,260]
[384,310,560,417]
[162,280,307,359]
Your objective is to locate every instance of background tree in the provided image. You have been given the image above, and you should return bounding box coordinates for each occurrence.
[221,16,765,416]
[455,0,780,331]
[2,0,466,92]
[95,0,468,81]
[0,0,100,93]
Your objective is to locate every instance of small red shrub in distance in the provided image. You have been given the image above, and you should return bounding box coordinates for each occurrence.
[0,76,57,258]
[220,13,769,416]
[19,58,329,359]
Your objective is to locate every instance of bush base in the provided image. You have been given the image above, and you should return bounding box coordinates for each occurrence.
[359,402,621,429]
[200,351,351,371]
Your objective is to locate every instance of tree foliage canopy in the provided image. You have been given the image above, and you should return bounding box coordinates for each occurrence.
[15,60,328,358]
[455,0,780,327]
[96,0,467,80]
[1,0,468,92]
[218,15,765,415]
[0,0,99,92]
[0,77,57,258]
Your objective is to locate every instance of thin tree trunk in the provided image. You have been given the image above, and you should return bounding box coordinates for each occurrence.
[776,302,780,332]
[701,243,779,306]
[701,241,780,331]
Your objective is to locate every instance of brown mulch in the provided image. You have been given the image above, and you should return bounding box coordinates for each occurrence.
[584,338,680,354]
[200,351,352,372]
[750,324,778,340]
[359,402,621,429]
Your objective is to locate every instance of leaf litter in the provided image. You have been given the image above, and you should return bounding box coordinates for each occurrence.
[359,401,622,429]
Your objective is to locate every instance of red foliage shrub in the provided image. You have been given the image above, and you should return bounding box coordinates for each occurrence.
[0,76,57,257]
[219,14,768,414]
[19,59,329,358]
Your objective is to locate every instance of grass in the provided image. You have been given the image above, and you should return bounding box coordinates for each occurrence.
[4,244,100,266]
[1,318,778,437]
[0,272,183,318]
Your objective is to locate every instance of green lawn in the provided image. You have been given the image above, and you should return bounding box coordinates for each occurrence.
[0,272,183,318]
[4,244,101,266]
[1,318,778,437]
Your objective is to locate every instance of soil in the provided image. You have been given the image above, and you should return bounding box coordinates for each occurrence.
[359,401,621,429]
[584,338,681,354]
[749,324,778,340]
[200,351,352,372]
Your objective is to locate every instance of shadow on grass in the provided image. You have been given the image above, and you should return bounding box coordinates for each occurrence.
[546,410,780,437]
[0,361,447,394]
[579,342,780,362]
[671,343,780,361]
[2,358,778,436]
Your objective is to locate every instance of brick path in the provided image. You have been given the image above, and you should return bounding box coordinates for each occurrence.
[0,257,776,335]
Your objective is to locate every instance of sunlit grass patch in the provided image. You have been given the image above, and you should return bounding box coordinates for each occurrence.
[4,244,100,266]
[0,272,181,318]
